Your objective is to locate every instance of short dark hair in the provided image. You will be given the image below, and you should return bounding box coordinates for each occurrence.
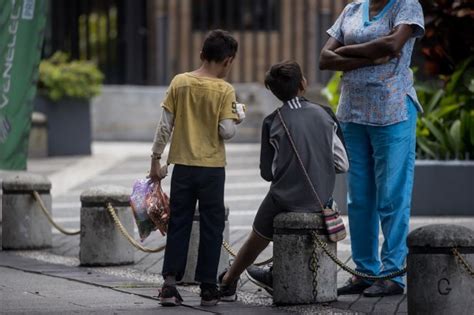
[264,61,303,101]
[201,29,238,62]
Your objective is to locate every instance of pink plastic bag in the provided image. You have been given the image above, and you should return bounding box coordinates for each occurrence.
[130,179,169,241]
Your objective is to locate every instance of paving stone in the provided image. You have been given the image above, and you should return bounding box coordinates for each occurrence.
[396,297,408,314]
[371,294,406,314]
[330,294,361,310]
[349,296,381,313]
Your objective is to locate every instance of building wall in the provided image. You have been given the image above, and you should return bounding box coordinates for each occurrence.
[147,0,348,86]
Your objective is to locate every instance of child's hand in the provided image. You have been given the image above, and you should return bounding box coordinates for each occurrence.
[233,102,246,124]
[148,158,168,181]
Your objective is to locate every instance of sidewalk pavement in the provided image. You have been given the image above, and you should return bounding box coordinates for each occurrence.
[1,141,473,314]
[0,251,293,315]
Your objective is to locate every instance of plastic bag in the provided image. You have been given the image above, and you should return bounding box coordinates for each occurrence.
[130,179,170,241]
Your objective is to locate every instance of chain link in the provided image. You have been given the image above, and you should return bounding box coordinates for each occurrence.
[309,235,319,300]
[106,203,166,253]
[32,191,81,236]
[311,231,407,281]
[221,240,273,266]
[452,248,474,278]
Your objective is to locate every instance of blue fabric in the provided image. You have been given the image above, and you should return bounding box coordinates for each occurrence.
[327,0,425,126]
[362,0,396,26]
[341,96,417,286]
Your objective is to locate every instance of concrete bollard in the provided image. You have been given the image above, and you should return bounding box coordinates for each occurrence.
[180,206,230,284]
[2,172,52,249]
[80,185,134,266]
[28,112,48,158]
[407,224,474,315]
[273,212,337,305]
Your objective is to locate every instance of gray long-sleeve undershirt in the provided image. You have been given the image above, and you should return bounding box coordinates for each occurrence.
[151,107,237,156]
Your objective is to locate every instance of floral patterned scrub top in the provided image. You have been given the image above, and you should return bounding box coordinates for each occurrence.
[327,0,425,126]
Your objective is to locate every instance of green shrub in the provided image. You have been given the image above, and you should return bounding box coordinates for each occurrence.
[415,57,474,159]
[321,72,342,113]
[38,52,104,102]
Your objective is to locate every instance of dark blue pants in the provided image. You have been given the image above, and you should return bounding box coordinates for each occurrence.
[162,164,225,284]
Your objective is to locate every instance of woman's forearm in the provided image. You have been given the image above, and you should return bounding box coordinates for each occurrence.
[319,49,375,71]
[335,39,394,60]
[334,25,413,59]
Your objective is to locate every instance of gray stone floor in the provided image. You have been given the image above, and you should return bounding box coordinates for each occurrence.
[0,252,292,314]
[2,142,474,314]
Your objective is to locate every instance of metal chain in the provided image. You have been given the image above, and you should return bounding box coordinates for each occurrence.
[32,191,81,236]
[221,240,273,266]
[311,231,407,281]
[33,190,273,260]
[106,203,166,253]
[452,248,474,278]
[309,236,319,300]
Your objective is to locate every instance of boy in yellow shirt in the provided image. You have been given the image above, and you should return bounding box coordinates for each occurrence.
[149,30,243,307]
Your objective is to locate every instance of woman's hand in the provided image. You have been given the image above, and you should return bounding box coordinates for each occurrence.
[149,158,168,182]
[319,38,376,72]
[373,55,391,65]
[373,51,401,65]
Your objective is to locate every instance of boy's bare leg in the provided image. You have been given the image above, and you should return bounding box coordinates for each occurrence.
[222,230,270,285]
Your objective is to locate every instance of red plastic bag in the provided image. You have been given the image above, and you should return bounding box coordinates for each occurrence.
[146,181,170,236]
[130,179,170,240]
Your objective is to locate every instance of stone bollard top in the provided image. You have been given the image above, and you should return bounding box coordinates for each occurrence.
[80,185,130,206]
[407,224,474,248]
[32,112,47,125]
[274,212,324,229]
[2,172,51,192]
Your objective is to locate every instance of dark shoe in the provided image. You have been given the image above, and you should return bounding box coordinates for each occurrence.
[218,269,238,302]
[337,276,372,295]
[200,283,220,306]
[159,285,183,306]
[363,280,404,297]
[245,265,273,295]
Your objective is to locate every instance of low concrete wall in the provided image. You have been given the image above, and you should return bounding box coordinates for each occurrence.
[91,85,166,142]
[335,160,474,216]
[91,84,281,142]
[91,84,328,142]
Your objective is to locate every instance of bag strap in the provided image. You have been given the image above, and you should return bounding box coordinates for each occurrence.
[277,108,325,210]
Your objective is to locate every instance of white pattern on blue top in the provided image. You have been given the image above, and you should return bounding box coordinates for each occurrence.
[327,0,425,126]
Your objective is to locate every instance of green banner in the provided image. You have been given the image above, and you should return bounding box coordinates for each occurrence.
[0,0,47,170]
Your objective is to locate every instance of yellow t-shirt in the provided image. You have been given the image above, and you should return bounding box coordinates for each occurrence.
[162,72,238,167]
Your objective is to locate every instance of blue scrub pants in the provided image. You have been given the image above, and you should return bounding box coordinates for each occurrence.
[340,97,417,287]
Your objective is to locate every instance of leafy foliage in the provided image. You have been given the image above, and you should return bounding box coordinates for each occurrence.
[415,57,474,159]
[419,0,474,75]
[38,52,104,102]
[321,72,342,113]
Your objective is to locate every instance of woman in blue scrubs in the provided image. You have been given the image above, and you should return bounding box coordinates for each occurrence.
[319,0,424,297]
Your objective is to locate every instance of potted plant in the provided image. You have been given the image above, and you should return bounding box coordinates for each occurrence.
[35,52,104,156]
